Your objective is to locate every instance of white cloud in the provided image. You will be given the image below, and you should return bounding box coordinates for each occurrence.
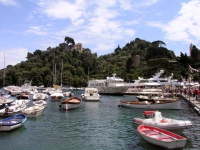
[26,26,48,36]
[0,0,17,6]
[147,0,200,45]
[0,48,28,69]
[37,0,85,24]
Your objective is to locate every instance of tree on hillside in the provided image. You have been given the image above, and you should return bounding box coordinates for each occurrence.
[151,40,166,47]
[64,36,75,46]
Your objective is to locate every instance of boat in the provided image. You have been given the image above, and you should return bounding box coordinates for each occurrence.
[133,110,192,132]
[60,97,82,110]
[11,99,30,107]
[21,105,45,117]
[138,124,187,149]
[0,92,10,98]
[50,92,64,101]
[125,70,182,95]
[0,113,27,131]
[33,100,47,107]
[0,98,14,106]
[16,91,30,99]
[32,93,48,100]
[0,103,27,117]
[119,99,181,109]
[136,93,181,101]
[88,73,128,95]
[81,87,100,101]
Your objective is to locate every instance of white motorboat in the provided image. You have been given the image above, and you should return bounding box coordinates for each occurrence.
[11,99,30,107]
[60,97,82,110]
[81,88,100,101]
[138,124,187,149]
[21,105,45,117]
[32,93,48,100]
[133,110,192,132]
[119,99,181,110]
[33,100,47,107]
[0,103,27,117]
[88,73,128,95]
[50,92,64,101]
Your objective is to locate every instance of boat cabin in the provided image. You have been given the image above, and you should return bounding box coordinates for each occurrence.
[144,111,163,123]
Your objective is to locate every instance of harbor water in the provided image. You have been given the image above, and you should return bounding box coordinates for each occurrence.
[1,90,200,150]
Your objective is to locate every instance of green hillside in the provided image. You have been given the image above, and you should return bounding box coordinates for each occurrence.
[1,37,199,87]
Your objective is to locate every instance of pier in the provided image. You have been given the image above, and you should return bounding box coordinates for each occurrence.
[181,93,200,115]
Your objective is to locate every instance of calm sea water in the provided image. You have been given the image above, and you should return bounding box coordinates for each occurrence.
[0,90,200,150]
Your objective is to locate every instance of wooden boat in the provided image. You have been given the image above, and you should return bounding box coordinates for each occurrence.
[138,124,187,149]
[33,100,47,107]
[133,110,192,132]
[81,88,100,101]
[0,113,27,131]
[136,93,181,101]
[60,97,82,110]
[119,99,181,109]
[21,105,45,117]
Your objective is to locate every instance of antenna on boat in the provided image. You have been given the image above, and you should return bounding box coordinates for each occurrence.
[3,52,5,87]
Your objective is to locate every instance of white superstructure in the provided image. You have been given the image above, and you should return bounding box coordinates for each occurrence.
[88,73,128,95]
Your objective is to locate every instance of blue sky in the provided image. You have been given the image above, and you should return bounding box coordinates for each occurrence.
[0,0,200,69]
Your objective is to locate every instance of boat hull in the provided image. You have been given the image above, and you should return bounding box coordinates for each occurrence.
[61,97,82,110]
[138,124,187,149]
[21,106,44,117]
[133,118,192,132]
[119,100,181,109]
[0,113,27,131]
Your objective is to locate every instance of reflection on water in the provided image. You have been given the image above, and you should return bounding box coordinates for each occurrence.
[0,90,199,149]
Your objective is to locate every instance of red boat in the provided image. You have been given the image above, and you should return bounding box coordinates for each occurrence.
[138,124,187,149]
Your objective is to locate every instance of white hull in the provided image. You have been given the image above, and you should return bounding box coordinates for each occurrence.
[138,124,187,149]
[51,92,64,101]
[62,103,81,110]
[133,118,192,132]
[140,133,186,149]
[33,100,47,107]
[21,106,44,117]
[82,88,100,101]
[120,100,181,109]
[0,123,22,131]
[0,104,27,116]
[88,73,128,95]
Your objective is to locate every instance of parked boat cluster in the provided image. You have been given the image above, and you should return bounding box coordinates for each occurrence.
[1,70,198,149]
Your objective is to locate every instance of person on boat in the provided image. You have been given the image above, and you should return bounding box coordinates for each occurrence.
[4,104,9,112]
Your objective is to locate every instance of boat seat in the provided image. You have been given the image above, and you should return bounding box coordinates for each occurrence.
[143,130,159,135]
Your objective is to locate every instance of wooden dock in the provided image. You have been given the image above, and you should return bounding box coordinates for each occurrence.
[181,94,200,114]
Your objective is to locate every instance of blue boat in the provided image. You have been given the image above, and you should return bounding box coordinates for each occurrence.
[0,113,27,131]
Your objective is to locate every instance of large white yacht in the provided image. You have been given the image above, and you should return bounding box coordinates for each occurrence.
[125,70,182,95]
[88,73,128,95]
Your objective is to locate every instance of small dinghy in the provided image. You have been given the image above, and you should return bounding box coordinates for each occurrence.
[0,113,27,131]
[138,124,187,149]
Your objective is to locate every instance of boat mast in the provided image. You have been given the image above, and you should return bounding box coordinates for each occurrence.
[61,59,63,87]
[54,63,56,85]
[3,52,5,87]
